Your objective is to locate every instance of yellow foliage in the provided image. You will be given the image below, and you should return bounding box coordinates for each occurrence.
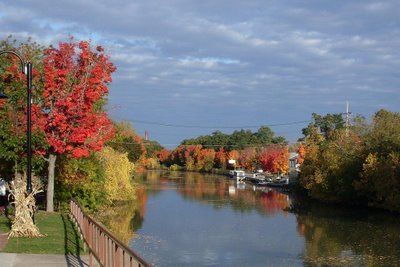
[145,157,160,170]
[97,146,136,203]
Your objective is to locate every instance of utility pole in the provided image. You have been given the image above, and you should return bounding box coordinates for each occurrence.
[344,101,351,136]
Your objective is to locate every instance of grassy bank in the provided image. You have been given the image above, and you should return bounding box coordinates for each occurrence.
[0,212,85,254]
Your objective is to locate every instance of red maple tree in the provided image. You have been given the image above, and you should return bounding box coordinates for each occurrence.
[39,40,116,211]
[259,145,289,174]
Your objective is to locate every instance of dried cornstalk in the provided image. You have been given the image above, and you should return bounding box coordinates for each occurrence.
[7,173,44,238]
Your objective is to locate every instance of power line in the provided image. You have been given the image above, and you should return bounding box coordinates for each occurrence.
[108,141,287,148]
[128,119,311,129]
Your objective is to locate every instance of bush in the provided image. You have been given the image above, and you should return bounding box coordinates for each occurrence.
[169,164,181,171]
[97,147,136,203]
[56,154,106,211]
[145,158,160,170]
[56,146,136,211]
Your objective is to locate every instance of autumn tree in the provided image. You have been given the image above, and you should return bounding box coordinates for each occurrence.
[40,40,115,212]
[183,145,202,171]
[196,148,215,172]
[300,129,363,202]
[238,148,257,170]
[259,145,289,174]
[354,110,400,211]
[156,148,170,164]
[274,146,289,174]
[108,122,146,163]
[97,146,135,203]
[297,143,306,165]
[214,147,227,169]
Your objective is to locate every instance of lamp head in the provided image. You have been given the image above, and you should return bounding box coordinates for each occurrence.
[0,91,8,99]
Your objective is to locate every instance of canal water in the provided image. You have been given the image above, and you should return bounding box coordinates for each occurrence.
[100,170,400,266]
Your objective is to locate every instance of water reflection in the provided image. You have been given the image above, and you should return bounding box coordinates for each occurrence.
[99,170,400,266]
[294,202,400,266]
[142,170,291,217]
[96,186,147,243]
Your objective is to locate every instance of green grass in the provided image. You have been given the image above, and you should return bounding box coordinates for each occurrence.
[0,215,10,233]
[0,212,85,254]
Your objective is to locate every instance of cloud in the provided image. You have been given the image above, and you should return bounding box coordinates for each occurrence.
[1,0,399,146]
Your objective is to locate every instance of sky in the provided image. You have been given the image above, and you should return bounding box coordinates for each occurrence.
[1,0,399,148]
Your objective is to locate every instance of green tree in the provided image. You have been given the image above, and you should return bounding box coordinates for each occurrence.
[0,37,47,179]
[108,122,145,162]
[301,113,345,140]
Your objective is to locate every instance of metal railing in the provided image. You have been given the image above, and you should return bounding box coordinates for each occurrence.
[70,199,150,267]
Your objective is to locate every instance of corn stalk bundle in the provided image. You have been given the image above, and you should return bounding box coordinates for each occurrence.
[7,173,44,238]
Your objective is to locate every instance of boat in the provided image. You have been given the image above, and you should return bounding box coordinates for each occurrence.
[229,170,246,178]
[251,176,290,188]
[245,172,266,180]
[254,179,269,186]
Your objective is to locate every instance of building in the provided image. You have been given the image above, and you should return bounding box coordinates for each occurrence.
[288,152,300,183]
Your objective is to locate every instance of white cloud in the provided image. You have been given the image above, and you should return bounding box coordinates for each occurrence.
[0,0,399,144]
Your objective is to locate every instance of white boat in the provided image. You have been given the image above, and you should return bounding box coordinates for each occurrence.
[229,170,246,178]
[245,172,266,180]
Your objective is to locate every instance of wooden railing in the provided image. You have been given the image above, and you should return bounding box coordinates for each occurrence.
[70,199,150,267]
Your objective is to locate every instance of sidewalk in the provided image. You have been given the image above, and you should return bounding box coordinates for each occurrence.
[0,252,90,267]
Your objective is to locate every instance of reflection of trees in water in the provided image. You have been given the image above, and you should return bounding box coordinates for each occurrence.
[99,170,400,264]
[96,186,147,244]
[141,170,291,216]
[294,203,400,266]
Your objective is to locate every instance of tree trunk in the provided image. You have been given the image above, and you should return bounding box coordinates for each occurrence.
[46,154,57,212]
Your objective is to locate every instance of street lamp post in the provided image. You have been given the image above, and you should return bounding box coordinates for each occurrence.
[0,51,33,194]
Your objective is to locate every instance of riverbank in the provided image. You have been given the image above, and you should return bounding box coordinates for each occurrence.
[0,212,84,254]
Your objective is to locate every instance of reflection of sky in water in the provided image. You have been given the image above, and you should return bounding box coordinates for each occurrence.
[127,171,400,266]
[129,184,303,266]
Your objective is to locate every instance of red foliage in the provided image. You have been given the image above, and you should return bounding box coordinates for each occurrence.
[157,149,170,163]
[215,147,227,168]
[38,40,116,158]
[259,145,289,174]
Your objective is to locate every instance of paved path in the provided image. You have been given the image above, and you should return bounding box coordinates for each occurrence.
[0,253,91,267]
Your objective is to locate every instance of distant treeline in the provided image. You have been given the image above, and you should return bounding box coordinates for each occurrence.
[181,127,287,150]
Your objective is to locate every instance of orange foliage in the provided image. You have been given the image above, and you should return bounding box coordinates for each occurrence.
[215,147,227,168]
[157,149,170,163]
[297,143,306,165]
[228,150,239,161]
[259,145,289,174]
[238,148,257,170]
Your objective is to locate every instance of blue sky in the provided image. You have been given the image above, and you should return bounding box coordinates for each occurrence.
[1,0,399,148]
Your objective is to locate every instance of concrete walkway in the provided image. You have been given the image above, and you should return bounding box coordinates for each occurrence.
[0,253,90,267]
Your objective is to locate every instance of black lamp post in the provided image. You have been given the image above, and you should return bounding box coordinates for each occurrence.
[0,51,33,194]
